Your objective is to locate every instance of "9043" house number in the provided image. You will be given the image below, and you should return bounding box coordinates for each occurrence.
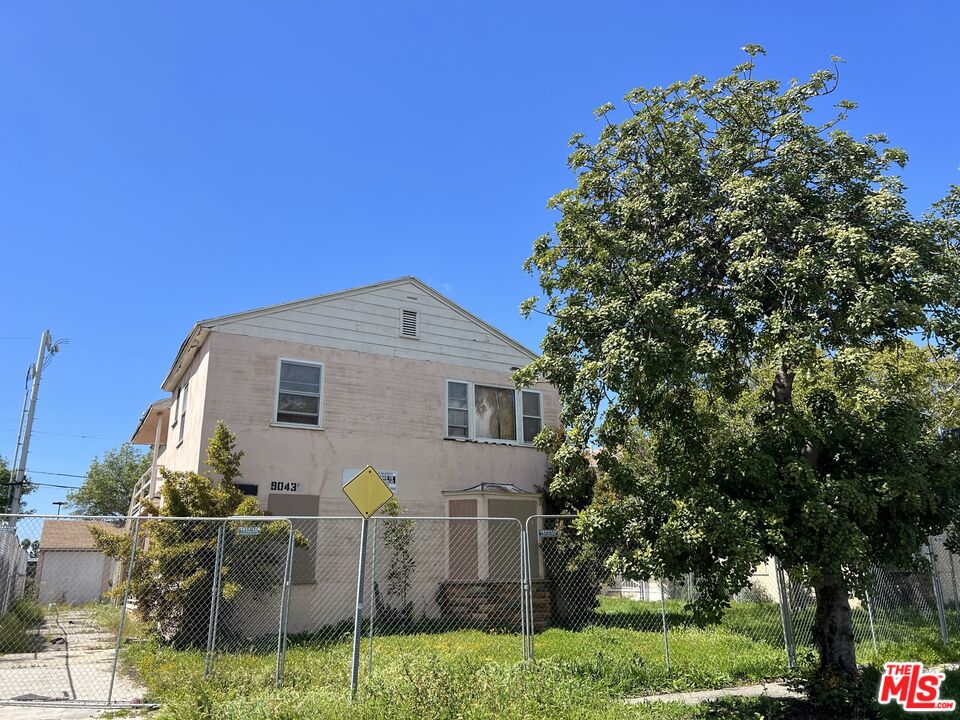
[270,481,299,492]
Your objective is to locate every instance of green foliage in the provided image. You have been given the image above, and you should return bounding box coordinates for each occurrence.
[0,599,44,653]
[517,46,960,678]
[116,610,960,719]
[206,419,244,485]
[92,423,299,647]
[377,498,416,624]
[0,455,35,513]
[68,443,152,516]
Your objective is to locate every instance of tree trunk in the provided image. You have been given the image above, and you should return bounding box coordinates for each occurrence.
[772,363,858,678]
[812,575,858,676]
[772,365,795,407]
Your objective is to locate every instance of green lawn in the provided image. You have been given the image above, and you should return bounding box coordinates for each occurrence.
[105,595,960,719]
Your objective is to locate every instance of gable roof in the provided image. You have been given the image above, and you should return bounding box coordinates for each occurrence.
[39,520,122,551]
[161,276,538,391]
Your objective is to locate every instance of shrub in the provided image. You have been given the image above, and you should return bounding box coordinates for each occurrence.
[92,423,303,648]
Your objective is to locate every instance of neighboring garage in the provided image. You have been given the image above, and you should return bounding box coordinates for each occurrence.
[35,521,120,605]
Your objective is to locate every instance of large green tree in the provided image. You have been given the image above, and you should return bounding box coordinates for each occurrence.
[68,443,152,516]
[517,47,960,687]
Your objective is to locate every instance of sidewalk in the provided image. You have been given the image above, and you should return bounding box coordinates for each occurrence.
[625,681,801,706]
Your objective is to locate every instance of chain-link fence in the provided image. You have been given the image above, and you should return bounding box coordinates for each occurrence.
[0,514,293,707]
[2,512,959,709]
[522,515,960,677]
[364,517,524,674]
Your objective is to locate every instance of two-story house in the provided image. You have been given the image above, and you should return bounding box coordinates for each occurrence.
[128,277,559,631]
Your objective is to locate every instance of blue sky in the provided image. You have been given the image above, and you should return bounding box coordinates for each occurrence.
[1,2,958,514]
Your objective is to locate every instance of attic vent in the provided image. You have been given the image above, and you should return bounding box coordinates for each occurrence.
[401,309,419,338]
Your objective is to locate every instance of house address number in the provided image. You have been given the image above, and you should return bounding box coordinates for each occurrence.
[270,481,299,492]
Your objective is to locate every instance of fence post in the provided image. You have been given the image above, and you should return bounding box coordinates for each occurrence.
[864,590,879,655]
[773,557,797,669]
[659,575,671,674]
[949,550,959,612]
[521,522,530,660]
[107,517,141,705]
[276,520,296,687]
[928,539,949,645]
[204,520,228,677]
[524,516,539,661]
[367,518,378,676]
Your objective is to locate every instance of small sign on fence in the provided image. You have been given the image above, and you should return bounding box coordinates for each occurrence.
[539,529,558,539]
[237,526,261,536]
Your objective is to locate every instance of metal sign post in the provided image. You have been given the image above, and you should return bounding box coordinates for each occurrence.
[343,466,394,701]
[350,516,370,700]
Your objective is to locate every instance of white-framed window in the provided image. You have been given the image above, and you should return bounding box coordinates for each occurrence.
[176,383,188,444]
[275,358,323,427]
[447,381,469,438]
[521,390,543,444]
[445,380,543,445]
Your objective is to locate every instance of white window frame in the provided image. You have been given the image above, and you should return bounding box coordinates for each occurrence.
[445,380,542,446]
[176,383,188,446]
[171,389,180,428]
[445,380,471,440]
[273,357,325,430]
[520,389,543,445]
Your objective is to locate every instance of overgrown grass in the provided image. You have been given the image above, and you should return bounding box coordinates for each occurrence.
[85,601,148,638]
[122,639,960,719]
[105,594,960,718]
[0,598,44,653]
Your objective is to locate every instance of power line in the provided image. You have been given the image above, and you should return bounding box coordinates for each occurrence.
[2,479,82,490]
[23,481,81,490]
[0,428,125,442]
[25,469,88,479]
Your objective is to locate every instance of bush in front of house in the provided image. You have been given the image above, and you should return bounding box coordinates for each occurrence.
[92,421,304,648]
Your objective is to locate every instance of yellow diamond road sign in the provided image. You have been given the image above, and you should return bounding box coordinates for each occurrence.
[342,465,394,518]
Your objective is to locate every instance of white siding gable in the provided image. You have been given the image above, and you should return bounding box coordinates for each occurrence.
[208,279,535,373]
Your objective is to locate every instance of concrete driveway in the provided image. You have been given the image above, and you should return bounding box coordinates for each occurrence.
[0,607,146,718]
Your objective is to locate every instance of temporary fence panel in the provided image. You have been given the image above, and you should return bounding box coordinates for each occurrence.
[365,517,525,676]
[279,517,364,645]
[0,514,129,706]
[0,514,293,708]
[523,515,669,666]
[203,518,294,680]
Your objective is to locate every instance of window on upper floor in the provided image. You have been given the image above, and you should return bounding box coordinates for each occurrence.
[276,359,323,427]
[446,381,543,445]
[474,385,517,441]
[521,390,542,444]
[175,383,188,444]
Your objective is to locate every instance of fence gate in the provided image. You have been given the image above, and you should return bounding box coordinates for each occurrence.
[0,513,293,709]
[0,514,134,707]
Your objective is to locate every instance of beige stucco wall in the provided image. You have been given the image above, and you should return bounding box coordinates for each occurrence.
[151,328,558,634]
[158,344,211,476]
[190,330,558,515]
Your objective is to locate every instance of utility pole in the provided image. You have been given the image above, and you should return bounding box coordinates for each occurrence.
[7,330,57,522]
